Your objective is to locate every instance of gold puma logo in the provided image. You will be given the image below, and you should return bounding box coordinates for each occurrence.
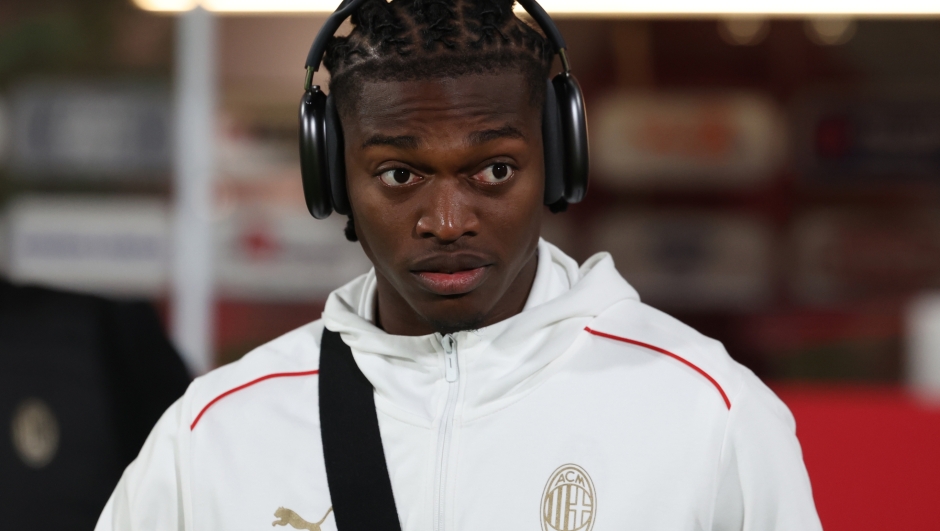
[272,506,333,531]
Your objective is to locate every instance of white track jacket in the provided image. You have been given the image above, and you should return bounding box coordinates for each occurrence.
[97,240,822,531]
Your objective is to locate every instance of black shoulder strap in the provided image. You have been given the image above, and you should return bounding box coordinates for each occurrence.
[319,329,403,531]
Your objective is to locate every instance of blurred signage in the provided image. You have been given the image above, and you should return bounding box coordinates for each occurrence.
[591,92,784,189]
[217,112,297,180]
[214,110,371,301]
[6,196,169,295]
[790,210,940,304]
[795,94,940,184]
[10,82,170,180]
[593,211,773,310]
[215,178,371,301]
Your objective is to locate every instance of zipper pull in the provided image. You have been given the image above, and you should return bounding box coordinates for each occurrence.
[442,334,458,383]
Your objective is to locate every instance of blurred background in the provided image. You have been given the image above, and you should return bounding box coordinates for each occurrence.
[1,0,939,529]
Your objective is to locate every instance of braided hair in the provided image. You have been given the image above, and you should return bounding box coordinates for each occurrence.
[323,0,555,241]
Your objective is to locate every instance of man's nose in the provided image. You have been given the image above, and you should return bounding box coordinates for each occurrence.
[415,177,479,243]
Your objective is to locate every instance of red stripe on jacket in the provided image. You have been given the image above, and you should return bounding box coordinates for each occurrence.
[190,370,320,430]
[585,327,731,409]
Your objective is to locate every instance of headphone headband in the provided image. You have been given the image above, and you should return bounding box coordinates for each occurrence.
[515,0,567,52]
[304,0,367,71]
[298,0,589,221]
[304,0,569,85]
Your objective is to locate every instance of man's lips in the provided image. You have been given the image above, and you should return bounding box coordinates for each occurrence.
[409,252,492,296]
[412,267,489,296]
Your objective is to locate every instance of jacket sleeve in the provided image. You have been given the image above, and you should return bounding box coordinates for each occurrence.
[711,372,823,531]
[95,395,190,531]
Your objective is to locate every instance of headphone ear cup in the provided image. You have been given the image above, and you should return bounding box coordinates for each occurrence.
[552,72,589,204]
[542,78,566,207]
[325,94,350,215]
[299,88,333,219]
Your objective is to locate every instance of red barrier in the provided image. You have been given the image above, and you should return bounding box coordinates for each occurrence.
[775,385,940,531]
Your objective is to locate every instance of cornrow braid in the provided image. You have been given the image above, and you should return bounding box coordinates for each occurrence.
[410,0,461,50]
[324,0,553,114]
[323,0,413,73]
[323,0,555,242]
[462,0,511,47]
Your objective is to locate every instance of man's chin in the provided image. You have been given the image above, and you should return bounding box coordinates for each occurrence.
[422,311,487,335]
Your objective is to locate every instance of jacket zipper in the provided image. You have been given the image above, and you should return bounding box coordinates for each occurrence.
[434,333,459,531]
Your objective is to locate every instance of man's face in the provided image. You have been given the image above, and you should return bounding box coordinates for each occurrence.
[342,72,544,336]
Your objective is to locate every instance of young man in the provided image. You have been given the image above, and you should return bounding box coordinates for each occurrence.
[97,1,822,530]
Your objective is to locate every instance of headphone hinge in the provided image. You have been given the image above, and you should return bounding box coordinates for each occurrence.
[304,66,316,91]
[558,48,571,73]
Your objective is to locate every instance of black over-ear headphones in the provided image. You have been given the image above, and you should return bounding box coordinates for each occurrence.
[299,0,588,219]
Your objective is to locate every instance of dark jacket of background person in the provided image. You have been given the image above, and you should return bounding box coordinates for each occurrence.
[0,279,191,530]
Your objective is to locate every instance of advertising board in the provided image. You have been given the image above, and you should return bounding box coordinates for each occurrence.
[6,196,169,295]
[10,82,170,180]
[593,210,774,310]
[790,209,940,303]
[793,92,940,185]
[591,91,785,189]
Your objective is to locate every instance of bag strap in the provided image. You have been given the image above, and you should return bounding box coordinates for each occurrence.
[319,328,403,531]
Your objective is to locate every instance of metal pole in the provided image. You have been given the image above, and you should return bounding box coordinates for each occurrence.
[171,7,216,375]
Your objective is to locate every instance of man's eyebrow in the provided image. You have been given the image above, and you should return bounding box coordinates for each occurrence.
[468,125,526,145]
[361,134,419,149]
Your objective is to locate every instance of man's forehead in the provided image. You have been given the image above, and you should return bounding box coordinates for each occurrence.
[346,73,538,146]
[352,73,536,124]
[360,125,526,150]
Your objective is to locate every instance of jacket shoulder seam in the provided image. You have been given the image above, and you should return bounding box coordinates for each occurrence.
[188,320,324,429]
[190,370,319,430]
[584,326,731,409]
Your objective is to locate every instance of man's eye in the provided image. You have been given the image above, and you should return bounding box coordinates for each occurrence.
[475,163,514,183]
[379,169,419,186]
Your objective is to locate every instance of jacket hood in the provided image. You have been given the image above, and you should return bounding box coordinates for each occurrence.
[322,239,640,421]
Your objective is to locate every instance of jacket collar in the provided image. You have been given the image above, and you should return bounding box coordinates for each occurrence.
[322,239,639,421]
